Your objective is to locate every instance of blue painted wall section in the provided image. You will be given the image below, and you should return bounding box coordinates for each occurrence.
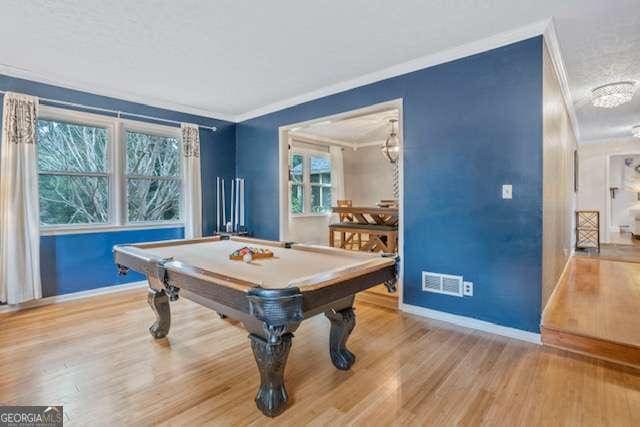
[0,74,236,296]
[236,37,543,332]
[39,228,183,297]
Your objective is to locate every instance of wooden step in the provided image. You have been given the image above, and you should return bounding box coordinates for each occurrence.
[541,326,640,369]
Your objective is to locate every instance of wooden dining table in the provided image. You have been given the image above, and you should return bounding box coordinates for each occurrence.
[331,206,399,226]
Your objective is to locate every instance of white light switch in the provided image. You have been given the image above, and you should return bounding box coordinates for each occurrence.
[502,184,512,199]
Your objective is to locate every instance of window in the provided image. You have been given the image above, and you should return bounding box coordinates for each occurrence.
[37,119,110,226]
[36,107,184,232]
[125,131,181,222]
[290,153,304,214]
[289,150,332,215]
[310,155,332,213]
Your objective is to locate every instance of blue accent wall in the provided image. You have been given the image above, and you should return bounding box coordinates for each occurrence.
[39,228,184,297]
[236,37,543,332]
[0,74,236,296]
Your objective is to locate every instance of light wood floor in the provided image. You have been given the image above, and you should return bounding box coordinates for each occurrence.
[575,243,640,264]
[543,256,640,367]
[1,290,639,426]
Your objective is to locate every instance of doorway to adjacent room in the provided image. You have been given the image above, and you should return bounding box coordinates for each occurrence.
[277,99,404,309]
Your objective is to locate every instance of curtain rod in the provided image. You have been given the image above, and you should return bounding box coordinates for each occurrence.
[0,90,217,131]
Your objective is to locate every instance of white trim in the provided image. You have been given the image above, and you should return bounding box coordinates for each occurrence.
[400,303,542,345]
[0,63,235,122]
[290,132,354,150]
[40,222,184,236]
[2,19,557,125]
[354,140,386,149]
[0,281,147,313]
[290,132,386,151]
[542,20,581,142]
[236,19,550,122]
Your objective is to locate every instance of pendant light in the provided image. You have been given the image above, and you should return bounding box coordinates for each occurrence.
[382,119,400,163]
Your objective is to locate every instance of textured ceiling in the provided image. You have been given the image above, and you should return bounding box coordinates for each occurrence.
[0,0,638,141]
[291,110,399,145]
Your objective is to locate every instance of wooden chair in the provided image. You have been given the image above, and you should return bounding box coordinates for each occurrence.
[337,199,353,221]
[329,223,398,253]
[336,200,354,248]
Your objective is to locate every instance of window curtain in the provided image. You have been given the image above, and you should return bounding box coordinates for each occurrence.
[330,146,345,221]
[181,123,202,239]
[0,92,42,304]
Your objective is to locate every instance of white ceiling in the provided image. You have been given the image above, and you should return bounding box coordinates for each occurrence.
[0,0,638,141]
[291,110,399,146]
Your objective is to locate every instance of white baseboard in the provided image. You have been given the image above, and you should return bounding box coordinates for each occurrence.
[400,303,541,345]
[0,281,148,313]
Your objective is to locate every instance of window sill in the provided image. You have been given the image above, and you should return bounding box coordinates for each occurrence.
[291,213,332,219]
[40,222,184,236]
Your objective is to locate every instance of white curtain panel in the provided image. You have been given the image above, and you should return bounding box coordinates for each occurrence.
[181,123,202,239]
[330,146,345,222]
[0,92,42,304]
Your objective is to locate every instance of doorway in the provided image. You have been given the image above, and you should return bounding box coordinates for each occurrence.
[278,99,404,309]
[606,153,640,246]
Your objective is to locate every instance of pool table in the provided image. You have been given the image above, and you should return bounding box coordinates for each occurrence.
[113,235,398,417]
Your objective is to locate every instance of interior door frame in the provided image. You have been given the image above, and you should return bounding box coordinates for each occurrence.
[277,98,405,307]
[604,152,640,243]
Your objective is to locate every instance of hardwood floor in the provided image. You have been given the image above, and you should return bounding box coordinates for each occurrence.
[543,256,640,347]
[1,289,639,426]
[356,284,398,310]
[575,243,640,264]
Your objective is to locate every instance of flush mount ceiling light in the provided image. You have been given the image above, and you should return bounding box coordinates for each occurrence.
[632,125,640,139]
[381,119,400,163]
[591,81,637,109]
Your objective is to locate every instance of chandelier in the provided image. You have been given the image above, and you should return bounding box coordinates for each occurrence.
[633,125,640,139]
[382,119,400,163]
[591,81,636,109]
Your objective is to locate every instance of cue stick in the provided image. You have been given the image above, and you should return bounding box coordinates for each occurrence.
[216,177,220,232]
[235,178,239,231]
[221,178,226,229]
[230,178,235,231]
[240,178,245,227]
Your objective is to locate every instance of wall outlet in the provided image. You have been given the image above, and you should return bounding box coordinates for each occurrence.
[502,184,512,199]
[463,281,473,296]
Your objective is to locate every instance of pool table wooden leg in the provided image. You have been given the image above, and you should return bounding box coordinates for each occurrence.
[325,306,356,370]
[147,289,171,339]
[249,330,293,417]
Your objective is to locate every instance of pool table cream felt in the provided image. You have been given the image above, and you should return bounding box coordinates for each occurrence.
[138,238,394,291]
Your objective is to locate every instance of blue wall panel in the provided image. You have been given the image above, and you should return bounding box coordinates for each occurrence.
[236,37,543,332]
[39,228,184,297]
[0,74,235,296]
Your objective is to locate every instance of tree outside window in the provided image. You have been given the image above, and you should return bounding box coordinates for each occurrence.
[310,155,331,213]
[289,150,331,215]
[37,119,109,225]
[36,113,183,228]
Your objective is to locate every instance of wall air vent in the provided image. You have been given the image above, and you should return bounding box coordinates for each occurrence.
[422,272,463,297]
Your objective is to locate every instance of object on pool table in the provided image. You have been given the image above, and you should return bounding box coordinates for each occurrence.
[229,246,274,261]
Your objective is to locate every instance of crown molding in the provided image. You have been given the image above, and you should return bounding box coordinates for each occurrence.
[290,132,354,149]
[542,19,581,142]
[0,64,236,122]
[2,19,573,129]
[235,19,551,122]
